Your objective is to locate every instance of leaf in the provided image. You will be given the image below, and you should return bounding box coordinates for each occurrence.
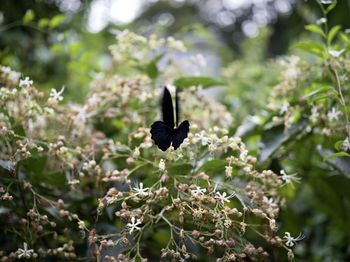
[38,18,49,28]
[323,152,350,161]
[293,41,326,58]
[49,14,65,29]
[318,147,350,177]
[327,25,342,45]
[334,140,344,151]
[325,0,337,14]
[234,116,261,138]
[145,53,164,79]
[23,9,35,24]
[168,163,193,176]
[339,32,350,44]
[173,76,225,89]
[198,159,227,176]
[68,42,82,56]
[305,24,326,38]
[303,85,337,102]
[259,119,308,162]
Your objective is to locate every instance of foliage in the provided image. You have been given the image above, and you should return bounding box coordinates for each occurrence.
[0,32,294,261]
[1,1,350,261]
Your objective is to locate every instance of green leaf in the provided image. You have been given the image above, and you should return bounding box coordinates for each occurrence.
[303,84,337,101]
[168,163,193,176]
[23,9,35,24]
[49,14,65,29]
[293,41,326,58]
[318,148,350,177]
[323,152,350,162]
[325,0,337,14]
[234,116,260,138]
[38,18,49,28]
[327,25,341,45]
[68,42,82,56]
[198,159,227,176]
[334,140,344,151]
[145,53,164,79]
[259,119,308,162]
[173,76,225,88]
[305,24,326,38]
[339,32,350,44]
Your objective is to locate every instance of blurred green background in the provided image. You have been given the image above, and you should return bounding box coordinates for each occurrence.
[1,0,350,261]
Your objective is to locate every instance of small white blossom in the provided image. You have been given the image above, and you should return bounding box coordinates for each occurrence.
[126,216,142,234]
[280,101,289,114]
[317,17,327,25]
[342,137,350,152]
[133,147,140,158]
[78,220,85,230]
[19,77,33,88]
[310,106,319,123]
[328,49,345,58]
[191,186,206,196]
[132,182,149,197]
[280,170,301,186]
[194,131,209,146]
[225,165,232,177]
[320,0,333,4]
[50,86,65,101]
[17,242,34,259]
[167,36,186,52]
[327,107,341,121]
[263,196,278,208]
[215,191,233,204]
[283,232,305,247]
[158,159,166,171]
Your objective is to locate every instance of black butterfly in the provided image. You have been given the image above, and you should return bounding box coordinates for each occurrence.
[150,86,190,151]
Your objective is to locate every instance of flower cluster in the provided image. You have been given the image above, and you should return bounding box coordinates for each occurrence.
[0,31,296,261]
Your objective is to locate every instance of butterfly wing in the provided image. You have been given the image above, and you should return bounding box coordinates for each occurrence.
[162,87,175,128]
[150,121,174,151]
[172,120,190,149]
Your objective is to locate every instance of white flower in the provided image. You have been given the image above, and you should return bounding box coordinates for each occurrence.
[342,137,350,152]
[310,106,319,123]
[50,86,65,101]
[215,191,233,204]
[328,49,345,58]
[283,232,305,247]
[225,165,232,177]
[316,17,327,25]
[167,36,186,52]
[19,77,33,88]
[126,216,142,234]
[194,131,209,146]
[280,170,301,185]
[132,182,149,197]
[133,147,140,158]
[158,159,166,171]
[320,0,333,4]
[191,186,206,196]
[327,107,341,121]
[17,242,34,259]
[263,196,278,208]
[78,220,85,230]
[280,101,289,114]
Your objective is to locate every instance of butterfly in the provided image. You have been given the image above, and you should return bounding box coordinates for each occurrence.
[150,86,190,151]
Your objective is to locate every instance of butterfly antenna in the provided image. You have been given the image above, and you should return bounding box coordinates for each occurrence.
[175,88,179,127]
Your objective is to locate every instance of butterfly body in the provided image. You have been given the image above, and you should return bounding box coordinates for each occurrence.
[150,87,190,151]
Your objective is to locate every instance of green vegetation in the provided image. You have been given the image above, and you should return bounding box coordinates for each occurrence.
[1,1,350,261]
